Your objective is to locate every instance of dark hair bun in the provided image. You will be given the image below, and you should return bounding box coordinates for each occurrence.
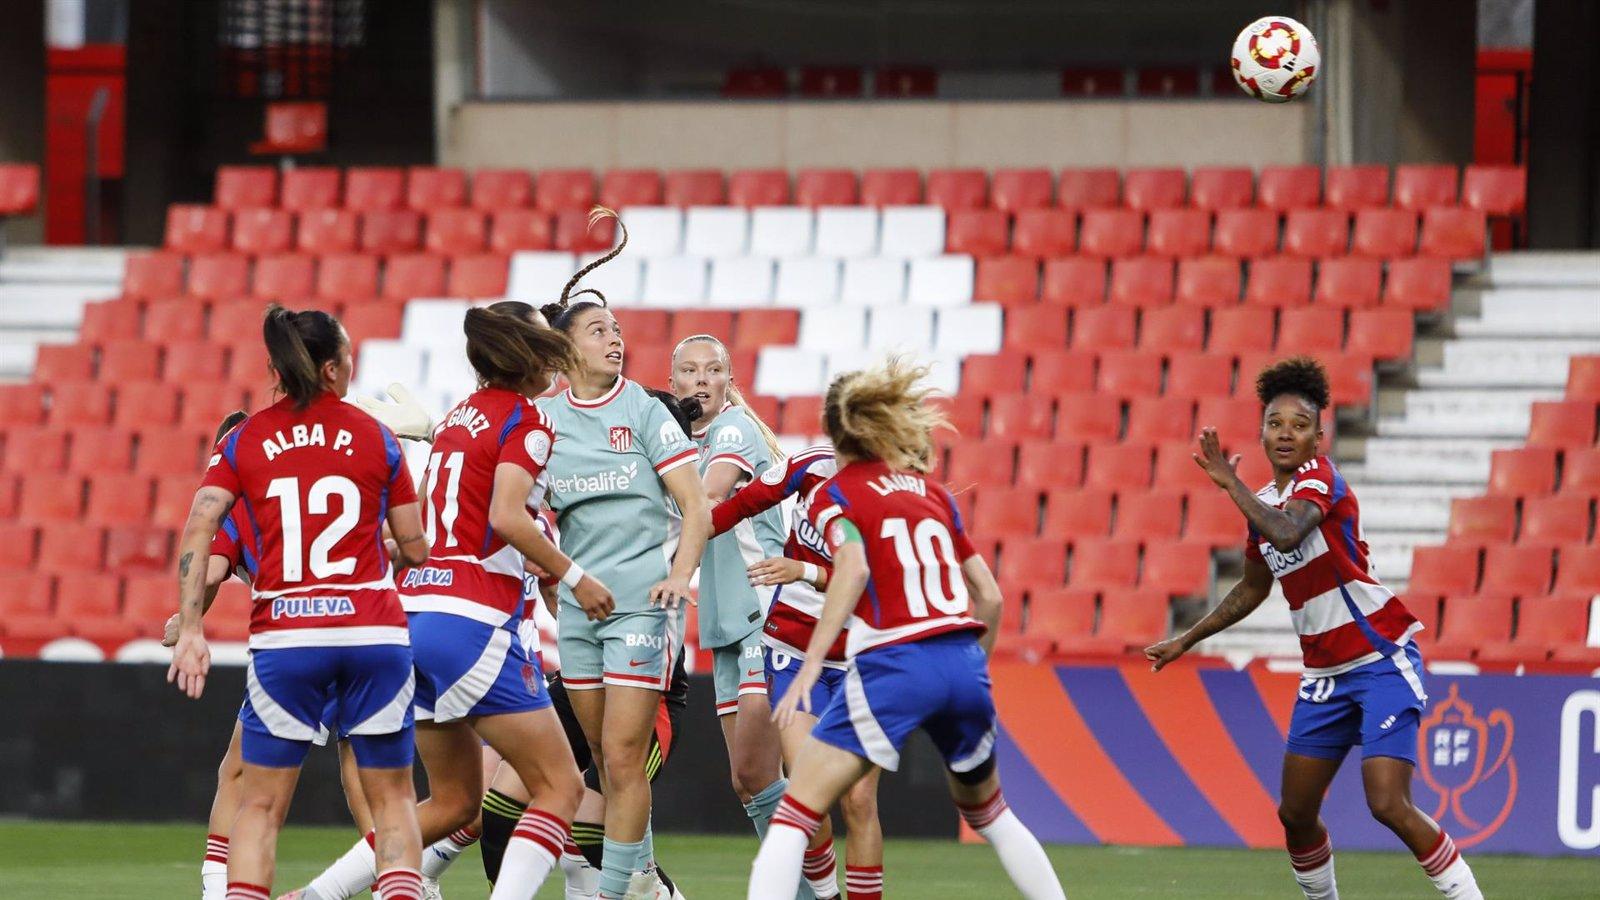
[1255,355,1331,410]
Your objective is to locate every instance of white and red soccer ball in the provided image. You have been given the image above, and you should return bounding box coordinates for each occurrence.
[1231,16,1320,103]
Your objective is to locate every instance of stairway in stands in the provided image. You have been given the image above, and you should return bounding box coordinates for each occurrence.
[0,246,124,380]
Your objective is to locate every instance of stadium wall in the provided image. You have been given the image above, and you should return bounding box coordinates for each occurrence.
[441,100,1311,170]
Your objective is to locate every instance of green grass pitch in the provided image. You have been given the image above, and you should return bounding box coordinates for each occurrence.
[0,820,1592,898]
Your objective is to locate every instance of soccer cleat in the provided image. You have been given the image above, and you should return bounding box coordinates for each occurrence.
[422,875,444,900]
[623,867,673,900]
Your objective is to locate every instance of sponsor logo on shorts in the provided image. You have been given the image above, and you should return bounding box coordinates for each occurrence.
[625,633,664,649]
[627,658,651,668]
[742,643,763,661]
[271,596,356,619]
[1379,714,1397,730]
[552,462,638,495]
[401,567,455,589]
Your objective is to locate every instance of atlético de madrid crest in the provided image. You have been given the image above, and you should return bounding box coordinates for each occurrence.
[609,426,632,453]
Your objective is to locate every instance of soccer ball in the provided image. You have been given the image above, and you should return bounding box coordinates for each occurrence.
[1231,16,1320,103]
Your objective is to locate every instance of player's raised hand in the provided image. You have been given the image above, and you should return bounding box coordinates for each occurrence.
[351,383,435,442]
[773,664,819,730]
[648,575,694,610]
[1192,427,1243,489]
[168,630,211,699]
[748,556,805,587]
[1144,637,1188,672]
[574,573,616,621]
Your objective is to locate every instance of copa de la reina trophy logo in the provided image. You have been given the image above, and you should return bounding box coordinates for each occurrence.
[1416,684,1517,847]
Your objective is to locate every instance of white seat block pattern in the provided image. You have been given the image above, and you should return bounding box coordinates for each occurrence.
[814,207,880,257]
[355,339,425,391]
[425,349,480,399]
[879,206,946,258]
[906,255,974,306]
[840,258,906,305]
[707,257,775,305]
[506,252,576,303]
[865,304,933,351]
[641,256,708,306]
[401,300,471,352]
[572,253,642,305]
[755,347,827,398]
[750,207,815,257]
[618,207,683,257]
[683,207,750,256]
[799,305,868,351]
[774,257,841,306]
[934,304,1003,355]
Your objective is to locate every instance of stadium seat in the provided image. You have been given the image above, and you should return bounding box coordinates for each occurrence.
[1313,257,1382,308]
[554,209,619,254]
[1394,164,1459,211]
[1108,257,1174,307]
[723,66,786,96]
[1522,496,1593,545]
[50,381,114,427]
[838,257,905,304]
[86,473,153,525]
[1568,357,1600,401]
[1419,208,1487,259]
[1409,544,1481,596]
[179,383,249,431]
[973,256,1039,306]
[1207,309,1273,358]
[991,169,1053,212]
[1122,168,1186,211]
[280,167,341,211]
[214,166,277,209]
[1141,541,1211,597]
[1125,397,1195,444]
[187,253,250,299]
[1167,355,1235,400]
[316,253,380,301]
[1016,441,1087,490]
[226,337,272,386]
[946,439,1017,489]
[0,385,45,427]
[1053,391,1121,442]
[114,382,180,429]
[1277,307,1345,354]
[360,210,422,254]
[80,301,142,343]
[946,209,1010,257]
[209,302,267,345]
[1040,487,1113,539]
[36,344,95,383]
[344,167,405,211]
[669,310,736,346]
[123,251,185,300]
[1479,544,1556,596]
[988,394,1055,441]
[1447,496,1517,544]
[798,66,862,97]
[21,473,84,521]
[1115,489,1185,542]
[1382,257,1452,311]
[1486,447,1558,497]
[1070,305,1136,350]
[1283,209,1349,258]
[1183,489,1244,548]
[1146,209,1211,258]
[5,426,65,476]
[55,572,122,622]
[1351,209,1418,258]
[728,170,791,207]
[1554,544,1600,595]
[599,169,663,209]
[860,169,922,207]
[733,308,798,348]
[406,167,467,211]
[1078,209,1144,257]
[251,253,315,299]
[122,572,177,627]
[973,487,1042,538]
[534,169,598,213]
[1433,594,1513,659]
[0,521,38,570]
[1196,395,1261,442]
[425,209,487,255]
[442,253,507,300]
[1085,442,1154,491]
[1324,165,1389,211]
[150,474,199,529]
[489,210,555,254]
[230,208,293,255]
[963,354,1027,397]
[1189,167,1253,211]
[1257,166,1321,211]
[877,66,937,97]
[1012,209,1076,259]
[1041,257,1106,306]
[795,169,859,207]
[999,537,1068,587]
[1030,351,1097,395]
[1461,165,1526,216]
[1139,306,1204,353]
[926,169,989,212]
[1027,588,1098,648]
[1003,305,1069,351]
[1172,256,1241,308]
[1526,401,1598,448]
[382,253,447,299]
[165,205,229,253]
[1486,595,1592,662]
[1212,209,1279,258]
[1068,539,1141,590]
[296,208,359,253]
[1346,308,1415,362]
[1057,168,1120,211]
[136,429,206,477]
[67,425,133,473]
[1244,257,1312,307]
[469,169,533,211]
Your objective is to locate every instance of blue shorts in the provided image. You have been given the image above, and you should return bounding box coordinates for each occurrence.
[810,633,997,774]
[1287,642,1428,765]
[765,646,846,719]
[410,611,551,723]
[239,643,415,769]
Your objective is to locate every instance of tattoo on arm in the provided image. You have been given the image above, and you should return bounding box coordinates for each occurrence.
[178,551,194,579]
[1185,572,1271,647]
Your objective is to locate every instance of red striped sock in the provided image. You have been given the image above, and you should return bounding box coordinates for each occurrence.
[844,864,884,900]
[447,825,481,849]
[957,788,1010,831]
[770,795,824,840]
[225,883,269,900]
[511,806,569,859]
[802,839,839,897]
[1417,830,1461,878]
[204,833,229,865]
[1288,833,1334,872]
[375,866,424,900]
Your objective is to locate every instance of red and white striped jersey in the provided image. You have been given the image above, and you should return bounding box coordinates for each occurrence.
[1245,455,1421,675]
[201,392,416,649]
[808,460,985,657]
[711,445,846,665]
[400,387,555,628]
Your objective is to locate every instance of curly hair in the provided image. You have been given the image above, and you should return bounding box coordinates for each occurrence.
[1255,355,1330,411]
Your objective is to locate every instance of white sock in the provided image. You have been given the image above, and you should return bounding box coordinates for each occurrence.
[561,848,600,900]
[959,790,1066,900]
[801,838,840,898]
[1419,832,1482,900]
[490,806,567,900]
[422,826,480,879]
[375,866,424,900]
[306,833,378,899]
[201,859,228,900]
[748,795,821,900]
[1289,833,1339,900]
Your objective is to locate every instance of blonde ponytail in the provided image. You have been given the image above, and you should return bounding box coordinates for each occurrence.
[822,355,949,473]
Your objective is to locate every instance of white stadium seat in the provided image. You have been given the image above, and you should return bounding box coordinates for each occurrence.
[355,340,425,391]
[707,257,775,306]
[618,206,683,257]
[424,348,480,398]
[641,256,709,306]
[906,255,975,306]
[571,252,642,305]
[39,637,104,663]
[774,257,842,306]
[506,252,577,302]
[839,258,906,305]
[825,347,878,384]
[879,205,946,258]
[750,207,815,257]
[813,207,880,257]
[114,639,173,664]
[683,207,750,257]
[755,346,827,397]
[865,304,934,351]
[401,300,471,352]
[934,304,1004,356]
[799,305,868,350]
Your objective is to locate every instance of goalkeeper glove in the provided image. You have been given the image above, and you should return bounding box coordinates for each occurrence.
[352,383,435,442]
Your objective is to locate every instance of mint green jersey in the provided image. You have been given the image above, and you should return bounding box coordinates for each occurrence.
[536,378,701,615]
[695,404,787,648]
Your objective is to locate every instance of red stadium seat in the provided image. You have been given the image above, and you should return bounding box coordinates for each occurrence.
[1568,356,1600,401]
[0,522,38,571]
[535,169,598,213]
[21,473,84,521]
[991,169,1053,212]
[36,344,95,383]
[1084,442,1154,490]
[1346,309,1415,362]
[67,425,133,473]
[1419,208,1487,259]
[1277,307,1345,355]
[1257,166,1321,211]
[114,382,179,429]
[231,208,293,254]
[1245,257,1313,307]
[1115,490,1185,541]
[280,167,341,211]
[1016,441,1086,490]
[1526,401,1598,449]
[926,169,988,212]
[1491,595,1592,662]
[1486,447,1558,497]
[998,537,1067,588]
[187,253,250,299]
[1283,209,1349,258]
[107,530,173,591]
[599,169,664,209]
[123,572,178,626]
[1027,588,1097,646]
[1196,396,1263,445]
[1480,544,1555,597]
[1003,305,1069,351]
[795,169,859,207]
[382,253,447,300]
[1139,306,1204,353]
[296,208,359,253]
[137,428,206,478]
[1351,209,1419,258]
[488,210,554,253]
[1167,354,1235,400]
[425,209,487,255]
[1040,487,1113,540]
[973,487,1041,538]
[1126,396,1195,444]
[215,166,277,209]
[86,473,153,525]
[553,209,616,253]
[946,209,1010,257]
[1011,210,1076,259]
[1325,355,1377,408]
[1055,393,1122,443]
[316,254,380,301]
[1314,257,1382,308]
[1057,168,1120,211]
[1122,168,1186,211]
[727,170,790,207]
[179,382,248,432]
[165,205,229,253]
[963,354,1027,397]
[1146,209,1211,258]
[1030,352,1097,396]
[1461,165,1526,216]
[209,302,267,344]
[1070,305,1136,350]
[140,300,205,348]
[1172,256,1241,308]
[0,384,45,427]
[1394,164,1459,211]
[4,426,67,474]
[1566,448,1600,496]
[1069,539,1142,590]
[99,342,162,383]
[1108,257,1174,307]
[123,251,187,300]
[150,475,199,529]
[406,167,467,211]
[1555,544,1600,595]
[669,311,736,345]
[251,253,316,299]
[1382,257,1452,311]
[469,169,533,211]
[1324,165,1390,211]
[1409,544,1482,597]
[1041,257,1106,306]
[1153,441,1216,494]
[79,300,142,344]
[1137,67,1198,97]
[343,167,404,212]
[360,210,421,254]
[777,396,824,436]
[1208,307,1275,355]
[1190,167,1253,211]
[860,169,921,207]
[56,573,122,623]
[1078,210,1144,258]
[733,309,799,348]
[1448,496,1517,544]
[1212,209,1279,258]
[946,439,1017,489]
[1433,594,1513,659]
[974,256,1039,306]
[799,66,863,98]
[162,340,228,385]
[1141,541,1212,597]
[1184,489,1244,547]
[611,309,671,346]
[1522,496,1593,545]
[988,394,1055,441]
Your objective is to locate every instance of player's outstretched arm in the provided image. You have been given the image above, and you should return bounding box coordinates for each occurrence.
[959,554,1004,656]
[775,537,866,730]
[351,383,435,442]
[651,464,711,609]
[169,486,233,699]
[161,555,234,647]
[490,463,614,620]
[1193,427,1324,551]
[1145,557,1274,672]
[747,556,828,589]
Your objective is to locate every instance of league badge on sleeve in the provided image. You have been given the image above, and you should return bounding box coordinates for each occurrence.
[526,430,552,465]
[609,426,632,453]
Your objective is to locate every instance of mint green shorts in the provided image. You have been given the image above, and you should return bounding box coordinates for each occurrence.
[558,604,686,693]
[712,629,767,715]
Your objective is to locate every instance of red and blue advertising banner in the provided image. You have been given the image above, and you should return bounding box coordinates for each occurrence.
[990,662,1600,856]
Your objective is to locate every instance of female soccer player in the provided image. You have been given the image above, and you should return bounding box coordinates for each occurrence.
[536,208,711,900]
[710,441,886,900]
[748,358,1065,900]
[1145,356,1483,900]
[168,304,430,900]
[286,302,595,900]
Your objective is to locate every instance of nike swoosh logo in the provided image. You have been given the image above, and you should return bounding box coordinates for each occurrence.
[746,669,762,678]
[628,659,650,668]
